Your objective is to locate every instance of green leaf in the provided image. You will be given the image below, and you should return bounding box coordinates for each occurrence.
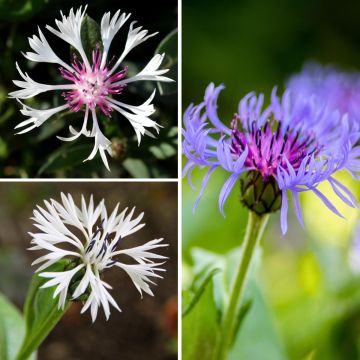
[0,293,36,360]
[229,282,287,360]
[0,0,48,21]
[123,158,150,178]
[182,267,221,317]
[16,261,70,360]
[182,276,220,360]
[189,247,287,360]
[69,14,101,59]
[231,299,252,347]
[155,29,178,95]
[149,142,177,160]
[37,143,95,176]
[80,15,102,59]
[32,112,75,143]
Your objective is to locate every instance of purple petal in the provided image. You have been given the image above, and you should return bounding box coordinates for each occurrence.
[280,190,288,235]
[234,146,249,173]
[216,138,233,171]
[329,176,359,208]
[292,191,304,227]
[204,83,230,134]
[311,187,345,218]
[218,174,239,216]
[193,166,217,212]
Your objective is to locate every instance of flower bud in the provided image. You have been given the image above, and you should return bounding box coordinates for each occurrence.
[240,170,281,215]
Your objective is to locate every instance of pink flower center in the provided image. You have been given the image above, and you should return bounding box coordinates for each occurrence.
[60,46,127,116]
[230,114,318,179]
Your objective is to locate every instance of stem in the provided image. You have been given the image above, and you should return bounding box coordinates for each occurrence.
[214,211,269,360]
[15,303,70,360]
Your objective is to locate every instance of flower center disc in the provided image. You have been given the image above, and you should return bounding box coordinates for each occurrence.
[60,47,127,115]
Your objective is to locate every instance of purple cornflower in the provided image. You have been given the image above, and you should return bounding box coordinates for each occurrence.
[183,83,360,234]
[287,62,360,122]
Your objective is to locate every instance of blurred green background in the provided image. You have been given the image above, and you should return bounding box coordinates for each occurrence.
[0,0,177,178]
[183,0,360,359]
[0,182,178,360]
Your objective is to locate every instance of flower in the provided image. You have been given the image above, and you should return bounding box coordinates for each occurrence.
[9,6,173,170]
[29,193,168,321]
[287,62,360,122]
[183,83,360,234]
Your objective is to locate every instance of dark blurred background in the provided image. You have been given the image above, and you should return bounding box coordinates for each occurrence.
[183,0,360,107]
[0,182,178,359]
[183,1,360,359]
[0,0,178,178]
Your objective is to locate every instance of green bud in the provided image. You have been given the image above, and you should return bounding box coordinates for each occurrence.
[240,170,281,215]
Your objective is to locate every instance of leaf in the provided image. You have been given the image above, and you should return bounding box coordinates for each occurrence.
[189,247,287,360]
[155,29,178,95]
[229,282,287,360]
[37,143,95,176]
[182,277,220,360]
[149,142,177,160]
[16,261,70,360]
[182,267,221,317]
[123,158,150,178]
[32,112,75,143]
[231,299,252,347]
[70,15,102,59]
[80,15,102,58]
[0,293,36,360]
[0,0,47,21]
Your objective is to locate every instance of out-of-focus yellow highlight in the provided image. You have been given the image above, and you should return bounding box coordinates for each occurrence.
[299,253,322,295]
[302,171,359,246]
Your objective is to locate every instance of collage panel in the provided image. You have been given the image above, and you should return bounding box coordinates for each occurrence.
[0,182,178,359]
[182,1,360,360]
[0,0,178,178]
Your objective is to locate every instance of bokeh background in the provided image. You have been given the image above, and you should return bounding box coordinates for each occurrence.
[0,0,177,178]
[0,182,177,359]
[183,0,360,359]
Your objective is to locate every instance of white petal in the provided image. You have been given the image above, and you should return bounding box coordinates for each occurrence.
[100,10,131,68]
[15,102,69,134]
[109,102,161,145]
[57,106,91,142]
[113,54,173,85]
[115,262,165,298]
[109,21,157,75]
[46,6,90,69]
[83,109,112,171]
[9,63,75,99]
[22,28,74,72]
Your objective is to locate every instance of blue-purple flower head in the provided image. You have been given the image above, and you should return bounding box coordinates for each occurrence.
[288,62,360,122]
[183,83,360,234]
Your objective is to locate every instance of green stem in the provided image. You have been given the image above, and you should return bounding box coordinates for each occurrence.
[214,211,269,360]
[15,303,70,360]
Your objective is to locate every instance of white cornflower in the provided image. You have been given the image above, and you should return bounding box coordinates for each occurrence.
[10,6,173,170]
[29,193,168,322]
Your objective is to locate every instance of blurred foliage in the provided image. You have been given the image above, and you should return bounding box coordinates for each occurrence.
[183,0,360,359]
[0,0,177,178]
[0,293,36,360]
